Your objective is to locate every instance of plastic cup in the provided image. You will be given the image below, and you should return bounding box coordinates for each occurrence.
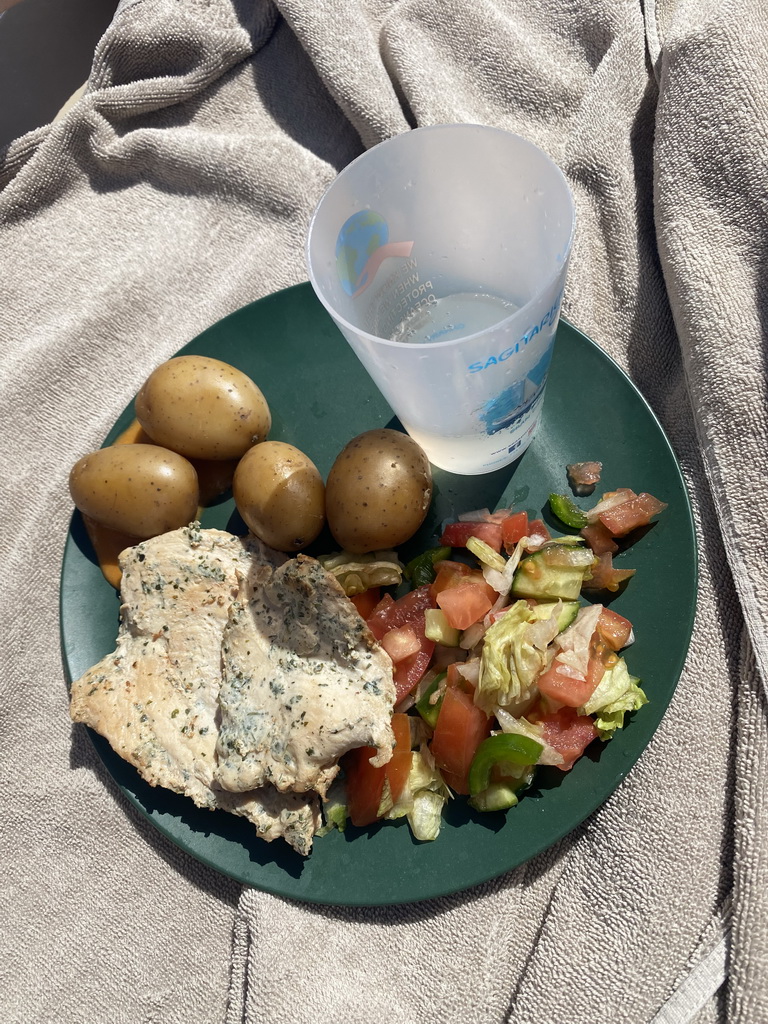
[306,124,575,475]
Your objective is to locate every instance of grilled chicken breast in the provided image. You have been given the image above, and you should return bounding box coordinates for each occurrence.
[69,525,321,855]
[215,554,396,797]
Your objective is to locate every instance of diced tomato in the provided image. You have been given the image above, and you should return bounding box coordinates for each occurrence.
[439,520,503,553]
[380,624,421,663]
[366,584,435,641]
[597,607,633,651]
[482,508,519,524]
[501,511,529,550]
[430,684,491,794]
[345,714,412,826]
[386,713,412,805]
[580,521,619,556]
[536,706,599,771]
[598,492,668,538]
[582,552,636,592]
[429,559,472,599]
[430,560,497,605]
[367,588,436,701]
[537,657,598,709]
[344,745,387,827]
[526,518,551,549]
[446,660,474,694]
[368,592,394,621]
[567,461,603,490]
[436,582,494,630]
[391,611,434,701]
[350,587,382,619]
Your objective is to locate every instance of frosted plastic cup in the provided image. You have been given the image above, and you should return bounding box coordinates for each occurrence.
[306,124,575,475]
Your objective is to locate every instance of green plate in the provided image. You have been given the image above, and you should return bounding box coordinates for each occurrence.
[60,282,697,906]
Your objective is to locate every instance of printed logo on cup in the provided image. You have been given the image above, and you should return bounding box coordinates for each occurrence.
[336,211,413,298]
[479,344,552,436]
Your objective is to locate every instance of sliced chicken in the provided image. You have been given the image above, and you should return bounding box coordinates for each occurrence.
[69,525,321,856]
[215,554,396,797]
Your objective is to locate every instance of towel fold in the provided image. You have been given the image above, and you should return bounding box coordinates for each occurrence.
[1,1,765,1022]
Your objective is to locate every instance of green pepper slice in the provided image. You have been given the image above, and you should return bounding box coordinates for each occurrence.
[548,493,589,529]
[404,546,451,588]
[415,672,447,729]
[468,733,543,796]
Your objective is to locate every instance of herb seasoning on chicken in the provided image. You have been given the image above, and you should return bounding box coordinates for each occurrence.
[215,555,396,797]
[69,525,322,855]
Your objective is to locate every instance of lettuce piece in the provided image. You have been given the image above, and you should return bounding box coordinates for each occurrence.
[385,750,451,841]
[477,600,547,712]
[554,602,603,676]
[580,656,648,738]
[316,775,348,836]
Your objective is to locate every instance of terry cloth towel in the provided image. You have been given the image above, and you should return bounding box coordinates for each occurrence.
[0,2,765,1023]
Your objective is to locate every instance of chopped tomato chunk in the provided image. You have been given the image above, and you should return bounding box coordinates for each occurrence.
[436,582,494,630]
[567,461,603,491]
[501,511,529,550]
[535,706,599,771]
[386,713,412,805]
[580,521,619,556]
[598,492,668,537]
[430,560,496,605]
[582,552,636,592]
[526,518,551,549]
[430,685,491,794]
[345,745,386,827]
[445,661,472,692]
[366,584,435,641]
[345,714,412,826]
[597,608,633,651]
[440,520,503,553]
[537,658,597,708]
[381,624,421,663]
[350,587,382,619]
[391,611,434,701]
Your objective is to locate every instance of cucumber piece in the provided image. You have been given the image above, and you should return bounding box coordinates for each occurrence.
[529,600,581,632]
[468,783,519,812]
[424,608,460,647]
[512,543,595,601]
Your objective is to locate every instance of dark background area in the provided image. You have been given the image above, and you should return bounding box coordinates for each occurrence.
[0,0,120,149]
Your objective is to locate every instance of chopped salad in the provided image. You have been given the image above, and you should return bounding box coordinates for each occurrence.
[318,481,667,842]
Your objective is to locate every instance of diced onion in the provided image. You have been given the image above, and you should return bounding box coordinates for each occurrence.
[460,621,487,650]
[585,489,636,524]
[456,660,481,686]
[457,508,492,522]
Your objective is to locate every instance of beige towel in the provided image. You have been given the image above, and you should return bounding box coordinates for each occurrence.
[0,1,764,1022]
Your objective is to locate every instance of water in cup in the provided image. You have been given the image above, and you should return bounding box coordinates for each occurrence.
[390,292,520,345]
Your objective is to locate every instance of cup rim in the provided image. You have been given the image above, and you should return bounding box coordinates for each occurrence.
[306,123,576,349]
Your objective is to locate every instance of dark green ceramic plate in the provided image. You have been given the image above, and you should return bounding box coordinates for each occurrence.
[60,282,697,906]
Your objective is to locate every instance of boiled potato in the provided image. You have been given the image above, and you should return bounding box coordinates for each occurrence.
[325,429,432,554]
[233,441,325,552]
[135,355,271,460]
[69,444,199,539]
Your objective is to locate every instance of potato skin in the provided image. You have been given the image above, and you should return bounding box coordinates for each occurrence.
[325,429,432,554]
[135,355,271,461]
[233,441,325,552]
[69,444,200,539]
